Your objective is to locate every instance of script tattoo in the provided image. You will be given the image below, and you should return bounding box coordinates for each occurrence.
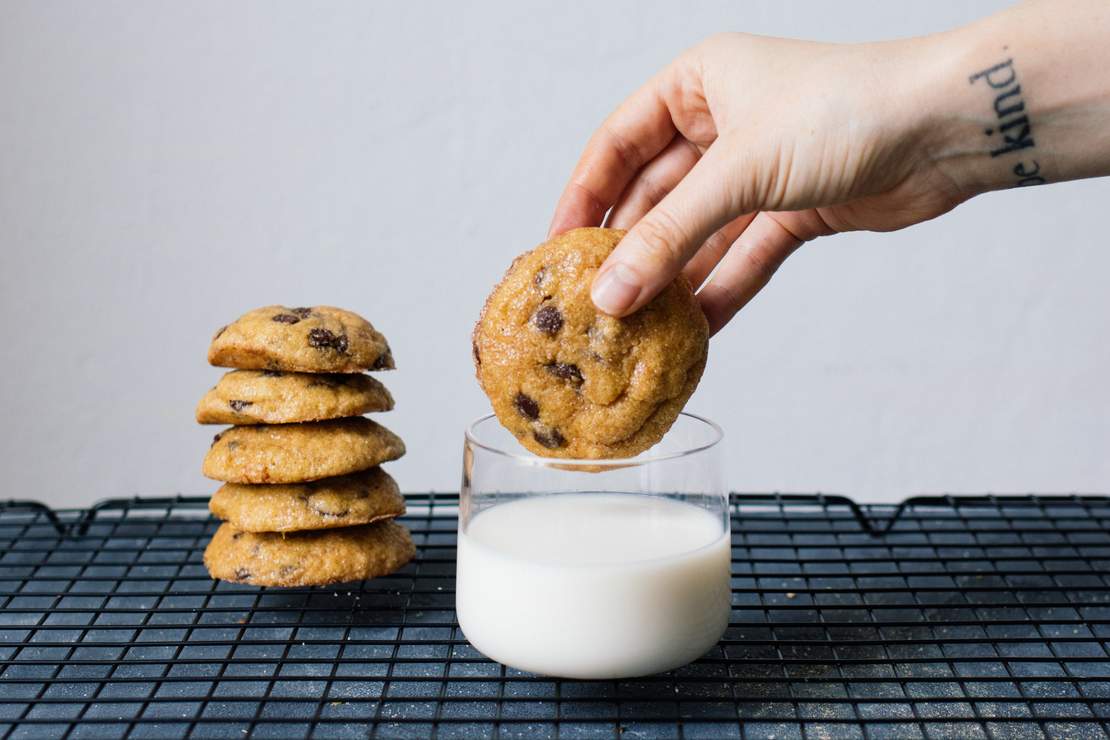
[969,55,1046,187]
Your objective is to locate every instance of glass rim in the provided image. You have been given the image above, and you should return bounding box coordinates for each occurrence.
[464,411,723,468]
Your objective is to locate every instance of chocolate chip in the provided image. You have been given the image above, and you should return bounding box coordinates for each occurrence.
[290,307,313,318]
[308,328,349,353]
[232,532,243,540]
[261,370,283,378]
[587,318,622,363]
[272,313,301,324]
[312,504,350,518]
[211,432,223,447]
[514,392,539,420]
[544,362,583,386]
[533,305,564,336]
[534,428,566,449]
[307,493,350,518]
[234,568,251,581]
[213,325,228,340]
[472,341,481,367]
[370,351,394,370]
[533,267,547,287]
[228,400,253,412]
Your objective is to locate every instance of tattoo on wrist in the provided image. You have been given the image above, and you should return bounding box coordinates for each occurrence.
[969,55,1045,187]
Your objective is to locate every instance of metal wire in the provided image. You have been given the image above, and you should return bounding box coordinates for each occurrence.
[0,493,1108,739]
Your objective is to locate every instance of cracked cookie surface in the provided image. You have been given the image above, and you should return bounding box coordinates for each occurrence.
[203,417,405,484]
[208,305,394,373]
[473,227,708,459]
[196,369,394,425]
[209,467,405,533]
[203,519,415,587]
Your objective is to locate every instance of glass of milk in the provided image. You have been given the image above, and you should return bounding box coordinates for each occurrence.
[456,412,728,679]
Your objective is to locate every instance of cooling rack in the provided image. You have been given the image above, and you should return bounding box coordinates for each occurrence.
[1,493,1109,739]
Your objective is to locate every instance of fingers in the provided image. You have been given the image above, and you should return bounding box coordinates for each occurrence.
[606,137,750,293]
[606,137,701,230]
[681,212,758,290]
[696,212,806,335]
[548,77,677,237]
[590,140,742,316]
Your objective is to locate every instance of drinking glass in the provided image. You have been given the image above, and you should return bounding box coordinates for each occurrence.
[456,412,728,679]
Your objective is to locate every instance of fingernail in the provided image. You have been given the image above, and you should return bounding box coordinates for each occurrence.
[591,263,641,315]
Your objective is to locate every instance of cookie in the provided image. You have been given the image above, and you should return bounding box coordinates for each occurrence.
[203,519,416,587]
[202,417,406,484]
[208,305,394,374]
[196,369,394,425]
[209,467,406,533]
[472,227,708,459]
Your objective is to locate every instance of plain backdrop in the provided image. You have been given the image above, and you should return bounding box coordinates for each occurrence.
[2,0,1107,508]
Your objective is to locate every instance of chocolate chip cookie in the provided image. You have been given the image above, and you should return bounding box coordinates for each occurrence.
[203,519,415,587]
[203,417,406,484]
[209,305,394,374]
[196,369,394,425]
[209,467,405,533]
[473,227,708,458]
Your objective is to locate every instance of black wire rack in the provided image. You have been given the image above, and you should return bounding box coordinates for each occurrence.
[1,493,1109,739]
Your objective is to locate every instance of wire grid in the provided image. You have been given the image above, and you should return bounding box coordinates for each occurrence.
[0,494,1109,739]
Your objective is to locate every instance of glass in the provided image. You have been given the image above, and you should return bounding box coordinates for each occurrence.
[456,412,728,679]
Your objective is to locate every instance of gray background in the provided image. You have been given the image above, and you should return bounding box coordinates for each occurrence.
[2,0,1106,508]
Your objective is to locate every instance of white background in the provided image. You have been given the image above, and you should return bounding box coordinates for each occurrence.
[2,0,1107,508]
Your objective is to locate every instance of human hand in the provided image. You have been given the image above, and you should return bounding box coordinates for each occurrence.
[549,32,971,334]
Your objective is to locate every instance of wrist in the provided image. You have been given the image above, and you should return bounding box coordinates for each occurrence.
[912,21,1039,196]
[917,0,1110,196]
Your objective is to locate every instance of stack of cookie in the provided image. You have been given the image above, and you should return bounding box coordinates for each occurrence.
[198,305,414,587]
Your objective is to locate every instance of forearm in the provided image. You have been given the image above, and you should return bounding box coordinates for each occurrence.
[924,0,1110,194]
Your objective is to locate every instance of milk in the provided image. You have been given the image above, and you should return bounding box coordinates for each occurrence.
[456,493,731,679]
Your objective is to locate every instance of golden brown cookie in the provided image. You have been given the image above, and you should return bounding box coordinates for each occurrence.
[196,369,394,425]
[208,305,394,373]
[202,417,405,484]
[209,467,405,533]
[203,519,415,587]
[473,227,708,459]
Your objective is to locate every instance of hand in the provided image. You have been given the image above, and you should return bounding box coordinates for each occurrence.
[549,32,970,334]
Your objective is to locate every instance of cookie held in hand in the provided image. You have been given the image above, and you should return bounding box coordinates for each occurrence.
[472,227,708,459]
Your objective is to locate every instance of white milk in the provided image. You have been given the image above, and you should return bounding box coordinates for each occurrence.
[456,493,731,679]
